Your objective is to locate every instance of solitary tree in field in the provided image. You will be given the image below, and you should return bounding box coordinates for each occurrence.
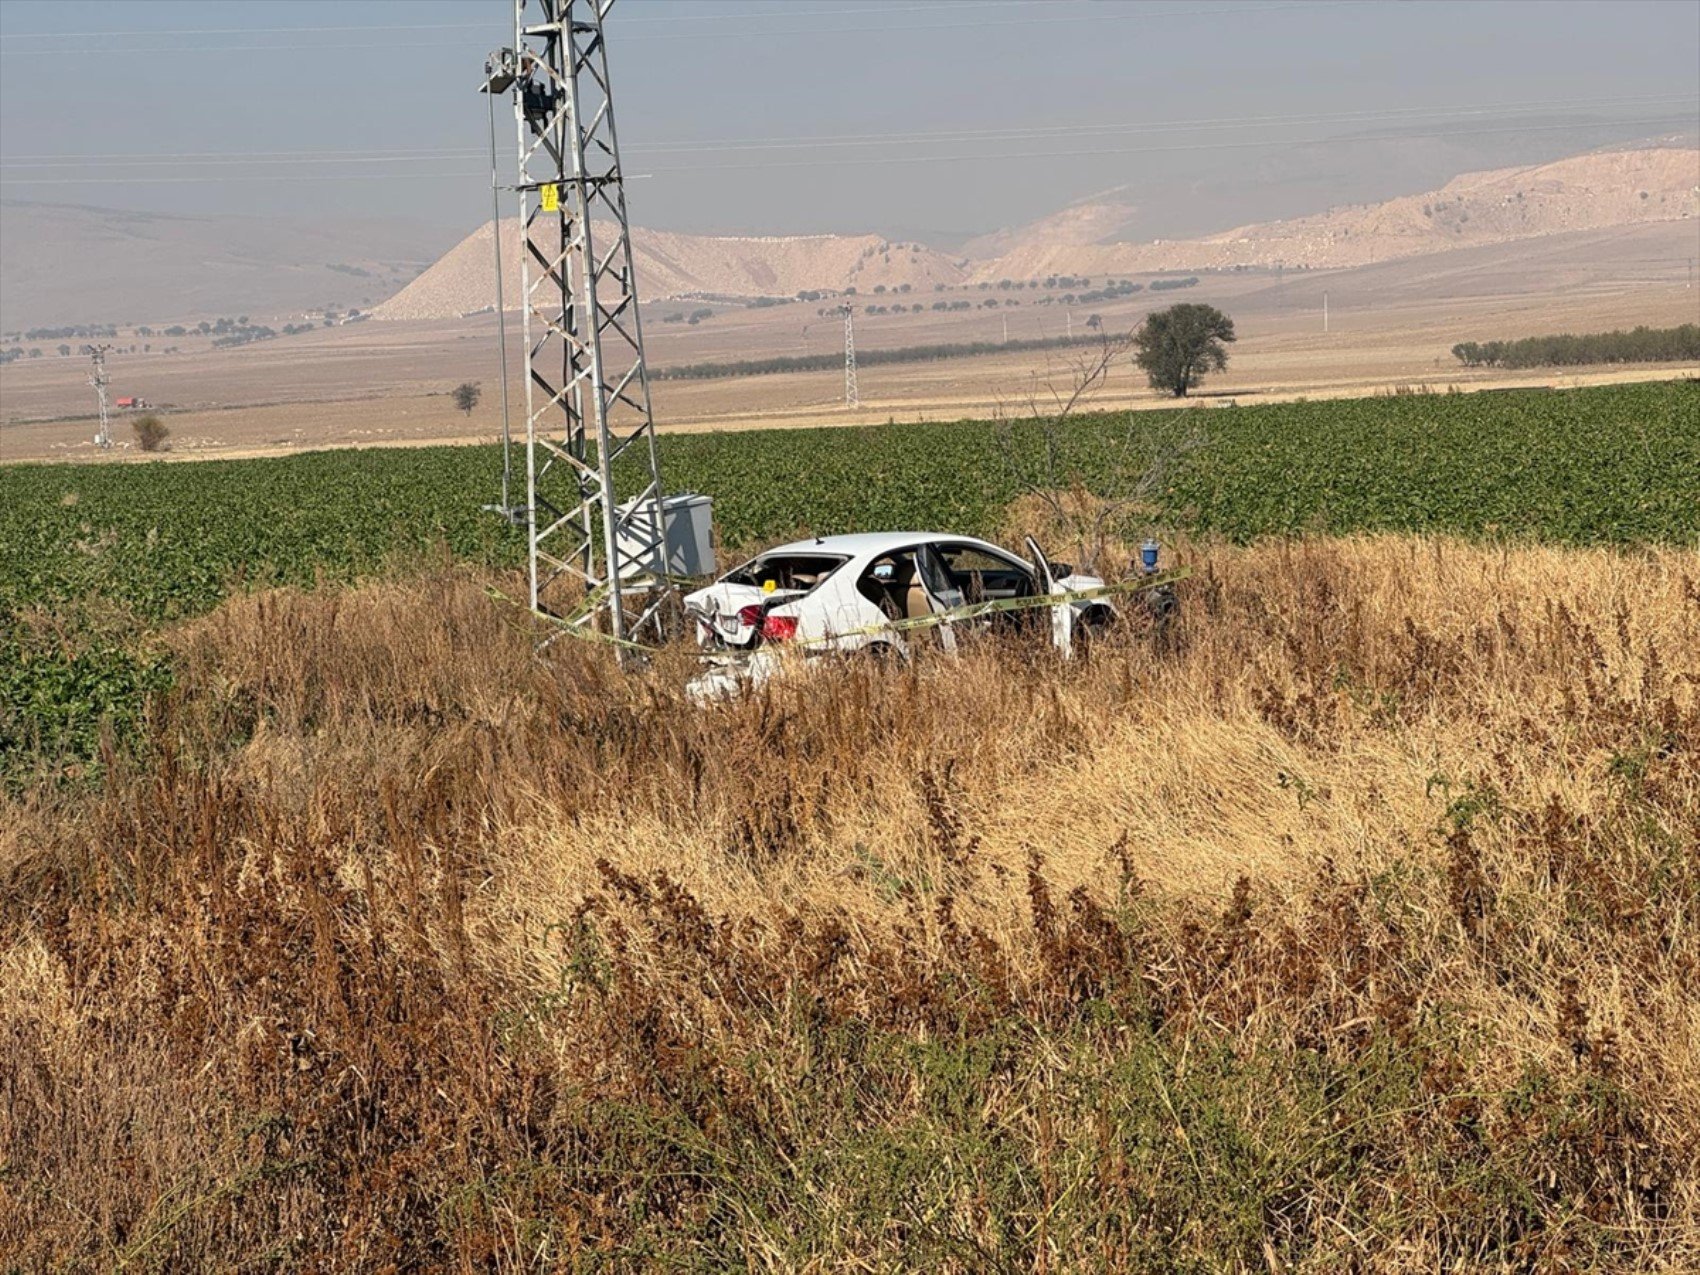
[452,382,481,416]
[1134,303,1235,397]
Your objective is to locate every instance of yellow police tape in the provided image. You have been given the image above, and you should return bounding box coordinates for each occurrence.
[490,566,1192,656]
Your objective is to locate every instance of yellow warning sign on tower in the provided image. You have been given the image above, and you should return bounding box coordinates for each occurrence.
[539,183,559,212]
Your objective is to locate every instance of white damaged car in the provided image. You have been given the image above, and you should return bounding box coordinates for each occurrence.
[683,531,1119,699]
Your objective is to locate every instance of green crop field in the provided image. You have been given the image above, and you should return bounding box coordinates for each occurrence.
[3,381,1695,627]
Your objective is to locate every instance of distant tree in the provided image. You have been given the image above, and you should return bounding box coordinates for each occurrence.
[1451,324,1698,369]
[452,382,481,415]
[132,414,169,452]
[1085,314,1102,331]
[1134,303,1236,398]
[57,344,71,356]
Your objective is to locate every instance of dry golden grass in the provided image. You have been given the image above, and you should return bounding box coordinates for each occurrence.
[2,535,1697,1270]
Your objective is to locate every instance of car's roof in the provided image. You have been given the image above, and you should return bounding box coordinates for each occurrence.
[760,531,1001,559]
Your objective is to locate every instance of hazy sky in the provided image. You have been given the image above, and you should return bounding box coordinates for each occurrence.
[1,0,1696,240]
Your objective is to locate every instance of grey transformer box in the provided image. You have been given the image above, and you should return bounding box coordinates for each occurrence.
[616,493,716,580]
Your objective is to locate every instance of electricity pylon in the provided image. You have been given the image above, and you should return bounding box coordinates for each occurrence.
[84,345,112,449]
[493,0,668,650]
[842,304,858,408]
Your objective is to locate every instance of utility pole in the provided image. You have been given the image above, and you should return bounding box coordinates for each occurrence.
[1323,290,1329,334]
[1001,313,1008,344]
[843,304,858,408]
[493,0,670,652]
[1065,309,1072,339]
[479,56,518,522]
[84,345,112,449]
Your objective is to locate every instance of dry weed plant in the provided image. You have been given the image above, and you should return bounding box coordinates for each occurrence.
[2,537,1697,1270]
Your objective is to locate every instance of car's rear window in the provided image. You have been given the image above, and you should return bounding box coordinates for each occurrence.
[723,553,848,593]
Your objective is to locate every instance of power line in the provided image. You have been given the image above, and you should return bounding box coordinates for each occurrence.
[643,116,1700,174]
[4,93,1691,171]
[0,22,495,40]
[0,2,1049,40]
[630,94,1700,154]
[0,2,1371,53]
[635,0,1370,38]
[8,114,1691,188]
[0,40,500,57]
[0,152,487,170]
[0,170,490,187]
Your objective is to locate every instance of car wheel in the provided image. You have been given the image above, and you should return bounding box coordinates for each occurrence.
[856,641,901,666]
[1074,606,1115,656]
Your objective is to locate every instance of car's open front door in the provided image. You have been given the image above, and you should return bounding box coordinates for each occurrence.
[913,544,965,653]
[1024,535,1074,657]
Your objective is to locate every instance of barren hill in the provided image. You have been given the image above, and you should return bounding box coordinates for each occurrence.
[372,145,1697,321]
[960,193,1141,262]
[374,221,967,320]
[975,147,1699,280]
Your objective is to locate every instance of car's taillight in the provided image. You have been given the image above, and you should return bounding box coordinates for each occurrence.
[737,603,764,628]
[761,614,798,641]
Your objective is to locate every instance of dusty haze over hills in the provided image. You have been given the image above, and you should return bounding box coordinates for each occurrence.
[0,202,460,331]
[2,0,1695,330]
[369,144,1699,320]
[2,139,1693,334]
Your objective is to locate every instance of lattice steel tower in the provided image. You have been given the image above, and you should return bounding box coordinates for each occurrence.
[494,0,668,647]
[84,345,112,449]
[842,304,858,408]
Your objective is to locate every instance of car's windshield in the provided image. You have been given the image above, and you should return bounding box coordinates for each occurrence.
[722,553,848,593]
